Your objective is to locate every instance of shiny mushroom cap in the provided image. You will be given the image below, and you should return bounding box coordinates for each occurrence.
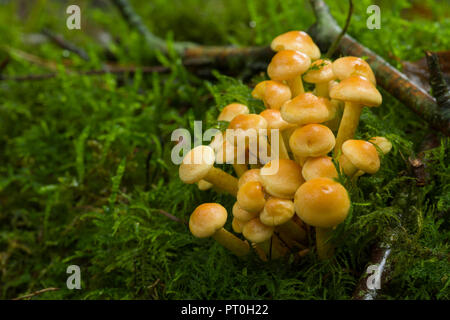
[303,59,336,84]
[294,178,350,228]
[260,197,295,226]
[179,145,215,184]
[189,203,228,238]
[217,103,250,122]
[267,50,311,81]
[252,80,292,110]
[228,114,268,131]
[260,109,296,130]
[237,181,266,213]
[369,136,392,155]
[281,93,335,125]
[232,201,259,222]
[289,124,336,158]
[270,31,321,60]
[232,217,247,234]
[238,169,261,188]
[330,75,382,107]
[260,159,304,199]
[332,56,376,85]
[302,156,338,181]
[242,217,274,243]
[342,140,380,174]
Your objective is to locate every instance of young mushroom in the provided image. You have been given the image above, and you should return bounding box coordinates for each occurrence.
[303,59,336,98]
[338,139,380,178]
[369,136,393,155]
[238,168,261,188]
[267,50,311,97]
[280,92,335,126]
[271,30,321,61]
[252,80,292,110]
[302,156,338,181]
[217,103,250,122]
[330,75,382,155]
[260,159,304,199]
[189,203,250,257]
[236,181,266,214]
[260,197,295,227]
[242,218,287,259]
[332,56,376,85]
[179,145,239,196]
[294,178,351,260]
[289,124,336,165]
[232,201,259,222]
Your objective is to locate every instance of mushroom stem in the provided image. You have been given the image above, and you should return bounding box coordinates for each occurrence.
[212,228,250,257]
[258,236,289,259]
[205,167,239,196]
[232,164,248,177]
[276,219,308,248]
[315,227,335,260]
[287,76,305,97]
[268,129,290,160]
[333,101,362,156]
[315,82,329,97]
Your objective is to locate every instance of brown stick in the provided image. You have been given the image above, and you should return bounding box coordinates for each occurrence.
[308,0,449,136]
[12,287,60,300]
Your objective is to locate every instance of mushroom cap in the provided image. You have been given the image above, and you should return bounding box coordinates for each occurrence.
[197,179,213,190]
[302,156,338,181]
[303,59,336,84]
[260,109,296,130]
[217,103,250,122]
[237,181,266,213]
[260,197,295,226]
[242,217,274,243]
[179,145,215,184]
[252,80,292,110]
[332,56,376,84]
[189,203,228,238]
[338,154,358,177]
[232,201,259,222]
[238,169,261,188]
[329,75,382,107]
[215,137,238,164]
[294,178,350,228]
[232,217,247,234]
[267,50,311,81]
[260,159,304,199]
[369,136,392,155]
[342,140,380,174]
[281,93,334,125]
[270,31,321,60]
[289,124,335,158]
[228,114,268,131]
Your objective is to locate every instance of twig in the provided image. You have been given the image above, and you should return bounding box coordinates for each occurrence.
[157,209,187,225]
[425,51,450,117]
[12,287,60,300]
[307,0,450,136]
[42,28,90,61]
[0,65,170,81]
[325,0,353,58]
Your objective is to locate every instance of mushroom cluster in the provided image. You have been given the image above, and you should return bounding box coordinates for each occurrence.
[178,31,392,261]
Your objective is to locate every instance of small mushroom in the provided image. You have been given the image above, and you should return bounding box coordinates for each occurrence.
[260,159,304,199]
[238,168,261,189]
[339,139,380,178]
[294,178,351,260]
[332,56,376,85]
[369,136,392,155]
[189,203,250,257]
[330,75,382,154]
[232,217,247,234]
[179,145,239,196]
[232,201,259,222]
[252,80,292,110]
[237,181,266,214]
[271,30,321,61]
[280,93,335,126]
[260,197,295,226]
[302,156,338,181]
[267,50,311,97]
[217,103,250,122]
[289,124,336,165]
[303,59,336,98]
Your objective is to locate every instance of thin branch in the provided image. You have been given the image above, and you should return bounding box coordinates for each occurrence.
[42,28,90,61]
[157,209,187,225]
[12,287,60,300]
[325,0,353,58]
